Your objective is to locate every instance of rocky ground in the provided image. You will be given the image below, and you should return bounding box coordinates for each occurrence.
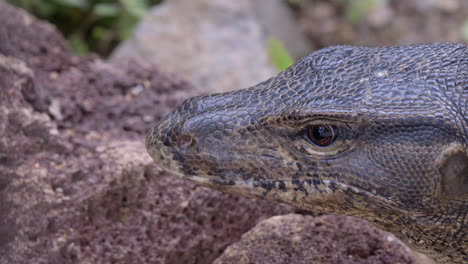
[0,1,445,264]
[0,3,292,263]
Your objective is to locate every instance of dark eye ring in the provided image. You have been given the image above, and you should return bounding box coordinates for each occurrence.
[307,125,338,147]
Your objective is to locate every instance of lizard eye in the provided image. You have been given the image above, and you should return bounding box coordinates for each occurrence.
[307,125,337,147]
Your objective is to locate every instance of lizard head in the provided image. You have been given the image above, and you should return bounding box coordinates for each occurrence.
[146,43,467,261]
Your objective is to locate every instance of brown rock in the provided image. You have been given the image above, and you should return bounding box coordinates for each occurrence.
[0,3,292,264]
[214,214,417,264]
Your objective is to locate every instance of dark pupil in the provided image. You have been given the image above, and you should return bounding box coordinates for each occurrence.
[309,125,336,146]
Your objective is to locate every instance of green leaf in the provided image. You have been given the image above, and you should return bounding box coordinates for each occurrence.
[287,0,302,5]
[120,0,148,18]
[93,3,119,17]
[118,13,139,40]
[345,0,383,24]
[461,20,468,42]
[68,34,89,55]
[52,0,88,9]
[6,0,57,17]
[267,37,294,71]
[91,26,109,40]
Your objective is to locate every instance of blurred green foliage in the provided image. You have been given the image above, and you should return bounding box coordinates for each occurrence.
[6,0,162,56]
[345,0,385,24]
[461,20,468,43]
[267,37,294,71]
[287,0,385,25]
[286,0,302,5]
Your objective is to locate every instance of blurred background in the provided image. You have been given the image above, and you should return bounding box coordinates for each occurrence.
[6,0,164,56]
[6,0,468,93]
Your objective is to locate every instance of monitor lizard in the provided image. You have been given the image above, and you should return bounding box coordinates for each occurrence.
[146,43,467,263]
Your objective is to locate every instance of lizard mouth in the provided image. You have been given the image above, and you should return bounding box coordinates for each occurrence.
[147,126,408,217]
[174,172,411,217]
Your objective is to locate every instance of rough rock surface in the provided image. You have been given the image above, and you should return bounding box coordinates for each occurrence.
[0,3,292,264]
[111,0,280,93]
[215,214,416,264]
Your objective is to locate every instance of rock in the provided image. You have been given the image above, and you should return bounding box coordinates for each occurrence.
[214,214,417,264]
[111,0,279,93]
[0,3,292,264]
[64,159,292,264]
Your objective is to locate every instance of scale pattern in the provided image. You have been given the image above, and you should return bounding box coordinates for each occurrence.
[146,43,467,263]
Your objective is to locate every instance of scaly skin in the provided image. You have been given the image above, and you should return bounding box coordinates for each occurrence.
[146,43,467,263]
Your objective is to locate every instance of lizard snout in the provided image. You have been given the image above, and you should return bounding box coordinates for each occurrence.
[145,100,199,173]
[146,92,260,177]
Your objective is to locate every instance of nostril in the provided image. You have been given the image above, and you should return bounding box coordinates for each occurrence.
[172,133,195,147]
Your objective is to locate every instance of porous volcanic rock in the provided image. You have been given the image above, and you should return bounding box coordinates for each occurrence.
[0,3,292,264]
[214,214,417,264]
